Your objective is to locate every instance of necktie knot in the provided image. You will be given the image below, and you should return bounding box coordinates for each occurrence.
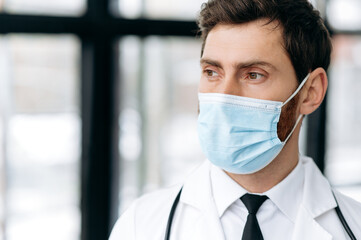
[240,193,268,215]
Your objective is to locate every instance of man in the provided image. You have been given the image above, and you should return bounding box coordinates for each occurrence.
[109,0,361,239]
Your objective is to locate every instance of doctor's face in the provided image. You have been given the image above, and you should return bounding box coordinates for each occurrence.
[199,20,300,140]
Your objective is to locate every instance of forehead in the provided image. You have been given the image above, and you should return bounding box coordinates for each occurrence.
[203,20,289,66]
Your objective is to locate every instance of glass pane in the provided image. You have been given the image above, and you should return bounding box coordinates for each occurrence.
[327,0,361,31]
[116,0,207,20]
[0,70,5,239]
[2,0,85,16]
[118,36,204,213]
[0,35,81,240]
[325,35,361,202]
[309,0,327,18]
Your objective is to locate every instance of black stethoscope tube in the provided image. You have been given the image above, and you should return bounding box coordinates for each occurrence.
[164,188,183,240]
[333,192,357,240]
[165,188,356,240]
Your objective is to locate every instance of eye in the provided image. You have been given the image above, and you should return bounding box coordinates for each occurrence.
[204,70,219,77]
[248,72,264,80]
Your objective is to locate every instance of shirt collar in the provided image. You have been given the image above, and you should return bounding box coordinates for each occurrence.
[210,163,247,217]
[210,157,304,222]
[264,158,304,223]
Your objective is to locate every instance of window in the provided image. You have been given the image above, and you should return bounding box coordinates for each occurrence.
[116,0,207,19]
[0,1,197,239]
[118,36,204,212]
[0,0,86,16]
[0,34,81,240]
[325,35,361,202]
[327,0,361,31]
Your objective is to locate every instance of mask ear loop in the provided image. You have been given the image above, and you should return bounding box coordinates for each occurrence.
[281,73,310,144]
[283,114,303,144]
[281,73,310,107]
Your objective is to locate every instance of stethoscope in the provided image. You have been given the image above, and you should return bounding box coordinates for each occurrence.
[164,188,357,240]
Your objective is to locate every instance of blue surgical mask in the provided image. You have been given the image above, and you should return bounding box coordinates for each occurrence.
[198,74,310,174]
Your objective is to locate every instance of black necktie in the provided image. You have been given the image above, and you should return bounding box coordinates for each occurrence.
[240,193,268,240]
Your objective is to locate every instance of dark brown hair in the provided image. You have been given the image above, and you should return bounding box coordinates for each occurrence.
[197,0,332,83]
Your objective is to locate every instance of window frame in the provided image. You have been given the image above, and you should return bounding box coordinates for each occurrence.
[0,0,196,239]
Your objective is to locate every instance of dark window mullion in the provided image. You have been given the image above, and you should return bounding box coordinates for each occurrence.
[86,0,110,19]
[306,96,327,172]
[81,35,119,240]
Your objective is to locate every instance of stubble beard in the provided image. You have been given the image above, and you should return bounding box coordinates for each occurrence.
[277,94,300,142]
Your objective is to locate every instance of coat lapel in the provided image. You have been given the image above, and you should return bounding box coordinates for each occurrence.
[292,156,338,240]
[292,205,332,240]
[180,161,226,240]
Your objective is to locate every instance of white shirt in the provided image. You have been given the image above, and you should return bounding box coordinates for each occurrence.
[211,159,304,240]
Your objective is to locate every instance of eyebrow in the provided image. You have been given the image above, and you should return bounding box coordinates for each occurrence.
[200,58,277,71]
[200,58,222,68]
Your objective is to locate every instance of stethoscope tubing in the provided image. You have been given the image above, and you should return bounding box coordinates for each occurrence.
[165,188,356,240]
[333,192,357,240]
[164,187,183,240]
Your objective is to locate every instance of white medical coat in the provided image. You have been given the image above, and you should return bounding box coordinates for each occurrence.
[109,156,361,240]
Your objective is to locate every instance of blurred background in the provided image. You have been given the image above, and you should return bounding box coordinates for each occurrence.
[0,0,360,239]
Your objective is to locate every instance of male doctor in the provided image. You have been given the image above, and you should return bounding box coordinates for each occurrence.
[110,0,361,239]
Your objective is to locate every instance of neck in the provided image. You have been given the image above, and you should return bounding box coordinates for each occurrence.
[225,130,300,193]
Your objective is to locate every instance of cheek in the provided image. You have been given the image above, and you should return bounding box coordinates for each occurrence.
[198,77,211,92]
[271,80,299,102]
[198,76,221,93]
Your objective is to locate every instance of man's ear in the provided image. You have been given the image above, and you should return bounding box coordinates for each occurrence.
[299,68,328,115]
